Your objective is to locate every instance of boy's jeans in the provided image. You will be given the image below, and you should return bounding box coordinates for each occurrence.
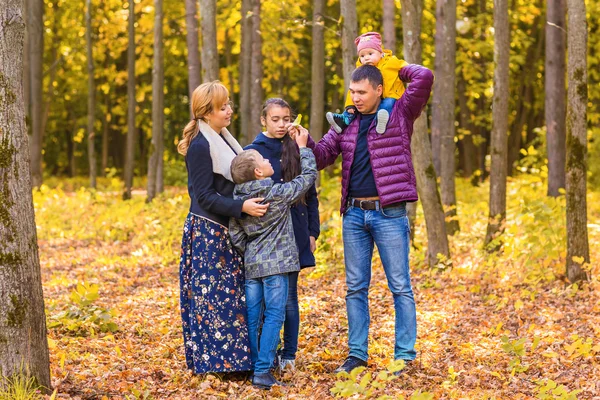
[342,203,417,361]
[245,274,289,374]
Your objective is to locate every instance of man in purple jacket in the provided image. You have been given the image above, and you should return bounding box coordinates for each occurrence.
[292,64,433,374]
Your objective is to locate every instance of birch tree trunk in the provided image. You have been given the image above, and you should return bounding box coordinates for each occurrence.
[199,0,218,82]
[484,0,509,248]
[400,0,451,267]
[565,0,589,282]
[546,0,567,197]
[123,0,136,200]
[147,0,164,202]
[340,0,358,94]
[431,0,458,234]
[0,0,51,387]
[85,0,97,188]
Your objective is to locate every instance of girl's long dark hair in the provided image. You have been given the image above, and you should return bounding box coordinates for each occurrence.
[261,98,306,205]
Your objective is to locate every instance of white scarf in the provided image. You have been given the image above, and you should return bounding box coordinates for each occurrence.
[197,120,244,182]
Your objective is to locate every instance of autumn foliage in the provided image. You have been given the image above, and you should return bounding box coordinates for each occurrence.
[35,173,600,399]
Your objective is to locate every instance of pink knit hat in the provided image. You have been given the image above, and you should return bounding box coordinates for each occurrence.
[355,32,383,54]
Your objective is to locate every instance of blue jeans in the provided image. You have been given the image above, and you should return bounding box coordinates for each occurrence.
[342,98,397,126]
[342,203,417,361]
[279,271,299,360]
[245,274,289,374]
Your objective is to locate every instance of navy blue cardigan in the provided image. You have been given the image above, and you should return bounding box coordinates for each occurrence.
[245,133,320,268]
[186,133,244,227]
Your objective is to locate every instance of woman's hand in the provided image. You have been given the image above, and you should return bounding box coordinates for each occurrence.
[310,236,316,253]
[242,198,269,217]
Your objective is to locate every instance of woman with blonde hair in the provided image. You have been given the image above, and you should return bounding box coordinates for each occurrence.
[178,81,267,374]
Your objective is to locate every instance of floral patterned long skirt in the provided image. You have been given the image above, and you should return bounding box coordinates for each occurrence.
[179,213,252,373]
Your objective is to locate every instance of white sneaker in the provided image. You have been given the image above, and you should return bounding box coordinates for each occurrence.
[279,358,296,372]
[376,109,389,134]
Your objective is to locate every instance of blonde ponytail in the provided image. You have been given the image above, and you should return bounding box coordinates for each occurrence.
[177,81,229,157]
[178,119,198,156]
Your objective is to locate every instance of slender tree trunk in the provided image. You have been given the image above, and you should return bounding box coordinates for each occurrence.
[565,0,589,283]
[240,0,252,145]
[102,89,110,174]
[401,0,450,267]
[224,28,236,138]
[484,0,509,249]
[248,0,263,138]
[310,0,325,141]
[382,0,396,51]
[431,0,458,234]
[185,0,201,114]
[147,0,164,202]
[0,0,51,387]
[340,0,358,94]
[457,75,478,177]
[123,0,136,200]
[546,0,567,196]
[199,0,218,82]
[28,0,43,187]
[85,0,97,188]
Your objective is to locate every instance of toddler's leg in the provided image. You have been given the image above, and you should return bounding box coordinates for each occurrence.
[326,106,358,134]
[376,98,397,134]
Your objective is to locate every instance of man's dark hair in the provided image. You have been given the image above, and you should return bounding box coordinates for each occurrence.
[351,65,383,89]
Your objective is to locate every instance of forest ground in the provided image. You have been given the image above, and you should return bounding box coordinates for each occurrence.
[37,175,600,399]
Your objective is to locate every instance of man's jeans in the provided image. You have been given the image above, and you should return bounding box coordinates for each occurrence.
[342,203,417,361]
[245,274,289,374]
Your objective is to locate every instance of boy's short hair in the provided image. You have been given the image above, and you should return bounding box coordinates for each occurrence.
[231,150,260,184]
[351,65,384,90]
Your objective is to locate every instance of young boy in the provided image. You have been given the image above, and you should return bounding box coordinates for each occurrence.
[229,128,316,390]
[327,31,408,134]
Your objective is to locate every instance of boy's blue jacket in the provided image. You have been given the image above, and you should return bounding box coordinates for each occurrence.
[245,133,320,268]
[229,148,317,279]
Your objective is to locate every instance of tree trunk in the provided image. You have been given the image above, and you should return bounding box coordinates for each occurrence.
[85,0,97,188]
[400,0,451,267]
[23,0,30,123]
[147,0,164,202]
[484,0,509,249]
[199,0,218,82]
[185,0,201,116]
[28,0,43,187]
[240,0,252,145]
[248,0,263,138]
[123,0,136,200]
[0,0,51,387]
[546,0,567,196]
[102,90,110,174]
[340,0,358,94]
[310,0,325,141]
[457,75,478,178]
[431,0,458,234]
[224,28,236,138]
[382,0,396,51]
[565,0,589,283]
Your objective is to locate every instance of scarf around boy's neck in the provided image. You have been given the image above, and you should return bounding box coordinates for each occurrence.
[197,120,243,182]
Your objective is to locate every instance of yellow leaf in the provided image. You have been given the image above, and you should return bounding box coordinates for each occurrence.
[514,300,524,310]
[572,256,585,264]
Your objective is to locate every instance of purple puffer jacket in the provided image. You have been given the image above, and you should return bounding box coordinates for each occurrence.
[308,64,434,214]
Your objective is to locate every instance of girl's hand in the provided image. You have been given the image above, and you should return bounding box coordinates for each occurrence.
[242,198,269,217]
[294,126,309,147]
[310,236,316,253]
[287,123,298,141]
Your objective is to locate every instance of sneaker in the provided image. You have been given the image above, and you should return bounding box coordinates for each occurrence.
[334,356,368,374]
[326,112,348,134]
[279,358,296,372]
[251,372,287,390]
[393,360,413,377]
[376,109,390,134]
